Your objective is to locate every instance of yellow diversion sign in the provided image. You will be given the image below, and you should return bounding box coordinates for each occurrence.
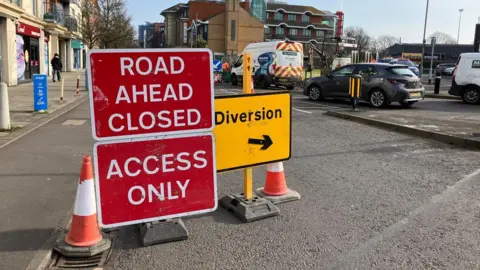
[214,91,292,172]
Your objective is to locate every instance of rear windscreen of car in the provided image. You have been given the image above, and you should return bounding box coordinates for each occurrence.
[386,67,416,76]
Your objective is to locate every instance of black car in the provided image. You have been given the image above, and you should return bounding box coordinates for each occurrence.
[435,63,456,75]
[303,63,426,108]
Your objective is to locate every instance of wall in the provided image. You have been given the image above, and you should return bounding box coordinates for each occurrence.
[188,1,224,25]
[208,13,226,54]
[237,5,264,53]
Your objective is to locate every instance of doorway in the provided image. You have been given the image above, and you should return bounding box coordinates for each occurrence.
[29,37,40,77]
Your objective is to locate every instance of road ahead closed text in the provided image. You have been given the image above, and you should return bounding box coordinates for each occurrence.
[94,134,217,228]
[88,50,214,140]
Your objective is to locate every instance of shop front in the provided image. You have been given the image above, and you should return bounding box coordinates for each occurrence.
[16,22,41,82]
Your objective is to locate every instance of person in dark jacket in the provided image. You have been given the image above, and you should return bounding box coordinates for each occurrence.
[51,53,62,82]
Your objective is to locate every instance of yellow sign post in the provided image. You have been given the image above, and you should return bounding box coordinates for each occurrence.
[218,53,284,222]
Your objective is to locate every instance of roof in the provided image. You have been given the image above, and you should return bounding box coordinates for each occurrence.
[265,19,333,30]
[266,3,329,16]
[160,3,188,15]
[385,43,474,56]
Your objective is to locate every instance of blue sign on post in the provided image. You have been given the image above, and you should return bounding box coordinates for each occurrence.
[33,74,48,112]
[213,59,222,72]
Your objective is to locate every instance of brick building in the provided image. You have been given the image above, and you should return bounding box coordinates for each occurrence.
[160,0,342,62]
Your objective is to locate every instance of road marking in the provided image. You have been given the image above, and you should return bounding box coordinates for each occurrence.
[331,167,480,269]
[293,108,312,114]
[62,119,87,126]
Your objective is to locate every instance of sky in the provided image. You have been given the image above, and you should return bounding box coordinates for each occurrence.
[126,0,480,44]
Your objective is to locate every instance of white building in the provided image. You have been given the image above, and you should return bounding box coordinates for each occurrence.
[0,0,85,86]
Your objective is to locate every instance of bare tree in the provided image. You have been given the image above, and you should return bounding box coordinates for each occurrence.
[376,35,399,52]
[97,0,136,48]
[344,26,371,53]
[79,0,101,49]
[428,31,457,44]
[80,0,137,49]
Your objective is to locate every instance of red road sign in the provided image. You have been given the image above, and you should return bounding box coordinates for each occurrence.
[93,133,217,228]
[87,49,214,141]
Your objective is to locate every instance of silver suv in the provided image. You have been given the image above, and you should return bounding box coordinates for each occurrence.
[303,63,425,108]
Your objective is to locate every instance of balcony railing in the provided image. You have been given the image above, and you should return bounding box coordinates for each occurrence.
[43,1,65,25]
[65,15,78,32]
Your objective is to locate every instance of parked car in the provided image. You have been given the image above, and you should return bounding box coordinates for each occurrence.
[443,66,455,75]
[304,63,425,108]
[436,63,456,75]
[392,58,420,76]
[449,53,480,105]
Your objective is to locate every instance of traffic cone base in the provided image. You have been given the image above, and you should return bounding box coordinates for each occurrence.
[257,162,301,204]
[55,156,111,257]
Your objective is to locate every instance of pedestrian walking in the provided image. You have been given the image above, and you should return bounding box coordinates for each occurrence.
[51,53,62,82]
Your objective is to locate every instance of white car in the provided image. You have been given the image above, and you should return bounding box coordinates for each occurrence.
[443,66,455,75]
[449,53,480,104]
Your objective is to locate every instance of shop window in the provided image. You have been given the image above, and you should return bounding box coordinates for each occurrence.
[274,12,283,20]
[290,29,298,36]
[231,20,236,41]
[302,14,309,22]
[288,14,296,21]
[32,0,37,16]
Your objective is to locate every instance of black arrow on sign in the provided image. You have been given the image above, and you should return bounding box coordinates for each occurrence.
[248,135,273,150]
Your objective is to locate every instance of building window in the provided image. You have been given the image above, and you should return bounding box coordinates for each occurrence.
[304,29,312,36]
[302,14,309,22]
[274,12,283,20]
[276,27,284,35]
[231,20,236,41]
[250,0,266,23]
[32,0,37,16]
[287,14,296,21]
[316,30,325,37]
[265,27,270,34]
[289,29,298,36]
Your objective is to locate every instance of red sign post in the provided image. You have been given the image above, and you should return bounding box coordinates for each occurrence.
[87,49,214,141]
[94,133,217,228]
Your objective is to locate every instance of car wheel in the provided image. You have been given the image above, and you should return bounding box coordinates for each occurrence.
[231,74,238,86]
[400,101,417,108]
[369,89,387,108]
[462,88,480,105]
[308,85,323,101]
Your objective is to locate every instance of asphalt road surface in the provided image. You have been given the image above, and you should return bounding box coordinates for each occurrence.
[3,85,479,270]
[105,85,480,269]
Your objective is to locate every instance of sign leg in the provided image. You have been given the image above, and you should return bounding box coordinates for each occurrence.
[139,218,189,247]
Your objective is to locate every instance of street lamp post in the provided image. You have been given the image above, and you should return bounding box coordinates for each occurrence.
[428,36,436,84]
[420,0,430,77]
[457,8,464,44]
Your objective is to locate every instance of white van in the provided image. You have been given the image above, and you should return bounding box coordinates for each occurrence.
[230,41,304,90]
[449,52,480,104]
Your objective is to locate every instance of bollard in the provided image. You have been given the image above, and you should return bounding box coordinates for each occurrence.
[0,82,11,130]
[349,75,362,111]
[60,77,64,101]
[434,75,441,94]
[76,75,80,95]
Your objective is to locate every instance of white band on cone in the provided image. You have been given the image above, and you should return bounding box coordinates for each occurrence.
[267,162,284,172]
[73,178,97,216]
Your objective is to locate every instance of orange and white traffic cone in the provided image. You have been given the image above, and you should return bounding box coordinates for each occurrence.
[256,162,301,204]
[54,156,111,257]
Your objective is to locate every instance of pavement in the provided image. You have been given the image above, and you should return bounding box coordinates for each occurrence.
[0,71,88,147]
[1,82,480,269]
